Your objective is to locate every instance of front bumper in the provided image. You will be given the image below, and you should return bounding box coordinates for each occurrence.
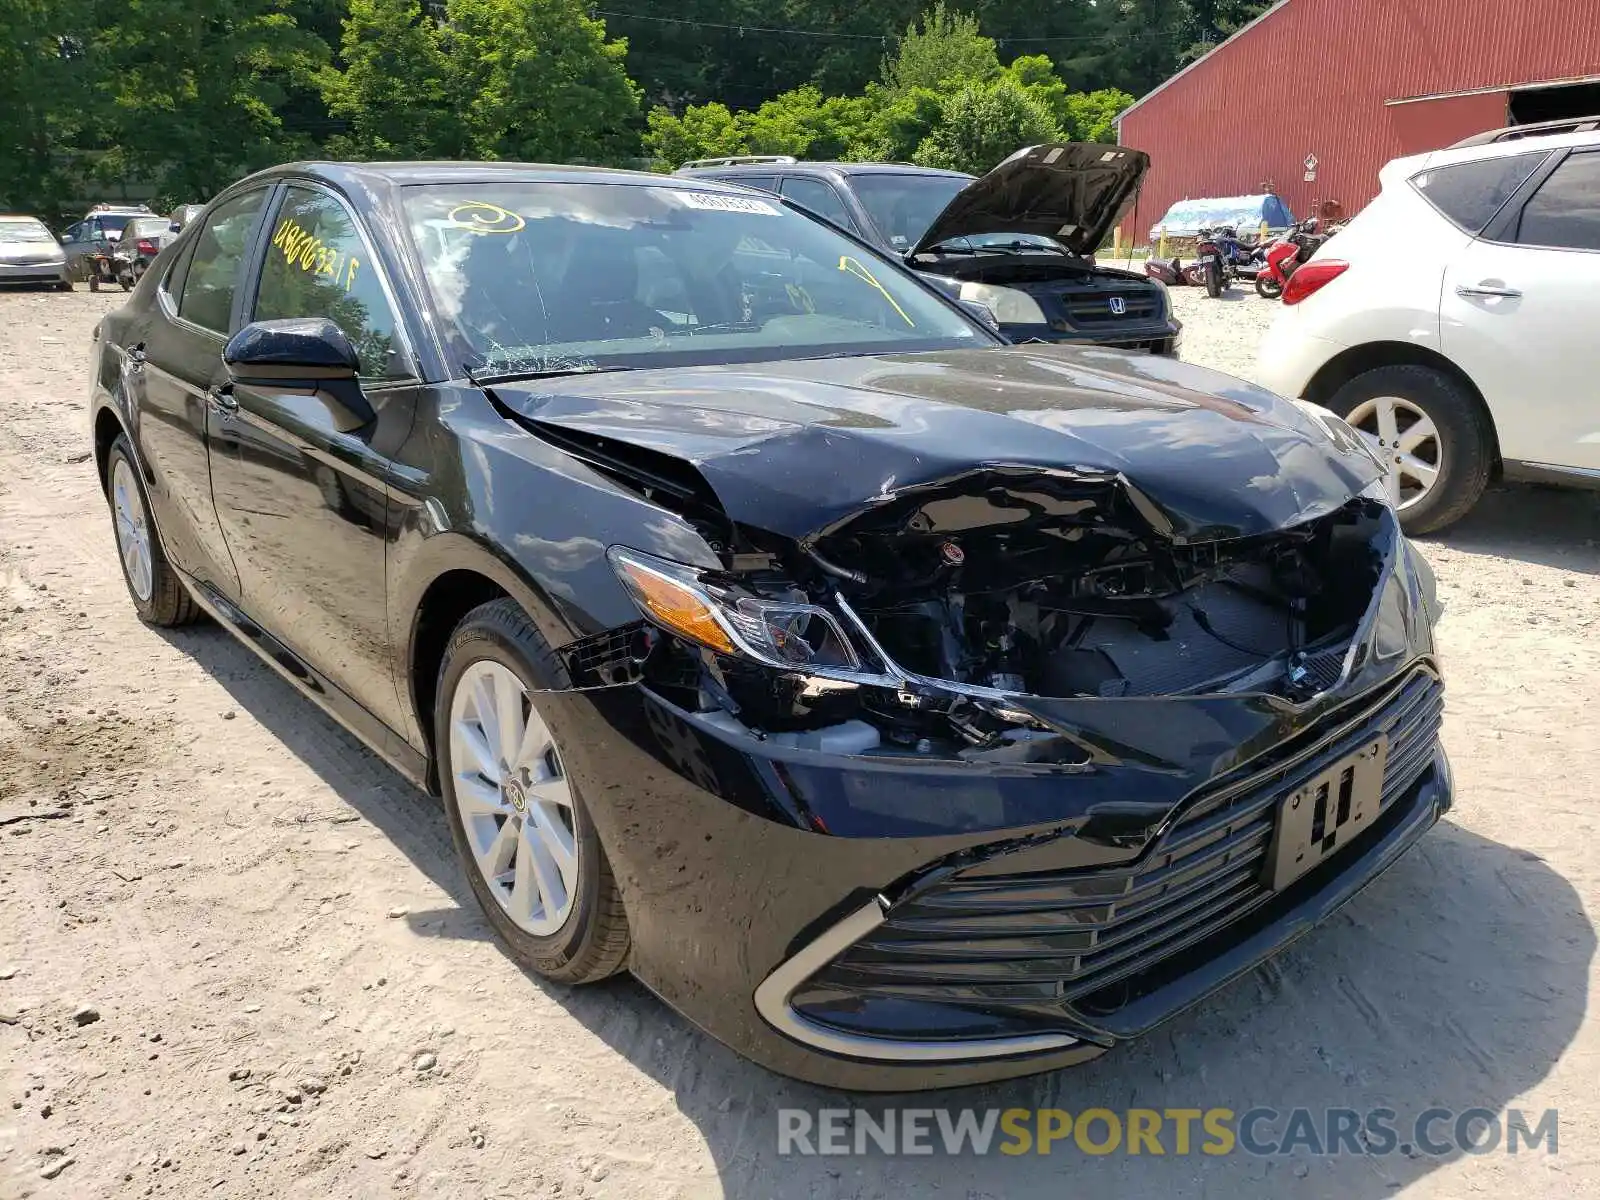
[0,261,67,284]
[1002,318,1182,357]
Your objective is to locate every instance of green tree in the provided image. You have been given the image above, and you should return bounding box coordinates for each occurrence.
[740,87,873,159]
[848,83,944,161]
[321,0,458,157]
[0,0,89,214]
[643,101,744,167]
[446,0,640,164]
[881,1,1000,94]
[1060,88,1135,142]
[913,75,1059,174]
[91,0,330,202]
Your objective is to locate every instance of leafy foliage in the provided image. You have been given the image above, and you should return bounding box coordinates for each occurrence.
[0,0,1209,219]
[912,76,1060,173]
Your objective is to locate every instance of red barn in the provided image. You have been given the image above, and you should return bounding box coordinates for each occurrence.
[1116,0,1600,239]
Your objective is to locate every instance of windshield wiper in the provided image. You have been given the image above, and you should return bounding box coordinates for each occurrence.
[664,321,764,337]
[466,363,639,386]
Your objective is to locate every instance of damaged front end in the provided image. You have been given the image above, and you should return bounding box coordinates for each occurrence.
[577,463,1419,769]
[504,354,1445,1071]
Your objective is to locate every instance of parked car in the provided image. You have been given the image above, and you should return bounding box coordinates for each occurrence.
[1257,118,1600,532]
[169,203,207,230]
[121,214,179,281]
[0,214,71,289]
[677,145,1182,356]
[89,161,1448,1090]
[58,203,154,280]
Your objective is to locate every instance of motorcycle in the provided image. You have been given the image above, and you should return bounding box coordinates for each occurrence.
[1183,227,1230,298]
[1255,218,1329,299]
[85,243,137,292]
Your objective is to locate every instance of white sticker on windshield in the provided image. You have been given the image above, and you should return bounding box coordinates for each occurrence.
[663,189,781,216]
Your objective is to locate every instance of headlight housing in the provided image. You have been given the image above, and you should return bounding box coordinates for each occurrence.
[608,547,862,672]
[956,282,1047,325]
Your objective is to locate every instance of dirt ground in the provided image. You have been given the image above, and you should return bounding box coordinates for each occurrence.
[1,285,1597,1200]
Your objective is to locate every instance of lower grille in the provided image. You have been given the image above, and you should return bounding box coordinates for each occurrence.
[809,670,1443,1010]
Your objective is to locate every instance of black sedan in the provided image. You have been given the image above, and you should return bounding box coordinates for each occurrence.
[88,161,1450,1090]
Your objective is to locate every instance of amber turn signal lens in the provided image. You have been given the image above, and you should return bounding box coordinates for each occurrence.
[611,556,736,655]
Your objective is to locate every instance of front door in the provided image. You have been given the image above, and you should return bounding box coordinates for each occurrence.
[207,182,419,736]
[1441,148,1600,471]
[133,187,272,598]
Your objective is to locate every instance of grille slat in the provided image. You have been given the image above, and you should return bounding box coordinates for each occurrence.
[816,671,1444,1007]
[1062,290,1162,325]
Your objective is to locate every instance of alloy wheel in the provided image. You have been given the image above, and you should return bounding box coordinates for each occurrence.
[447,660,579,937]
[111,457,154,602]
[1345,395,1441,511]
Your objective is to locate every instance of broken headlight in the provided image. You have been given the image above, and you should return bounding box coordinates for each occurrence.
[608,547,862,672]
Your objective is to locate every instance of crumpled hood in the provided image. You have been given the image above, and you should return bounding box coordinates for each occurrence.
[493,345,1383,545]
[910,143,1149,259]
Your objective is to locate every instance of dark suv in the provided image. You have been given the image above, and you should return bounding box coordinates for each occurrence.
[677,145,1181,356]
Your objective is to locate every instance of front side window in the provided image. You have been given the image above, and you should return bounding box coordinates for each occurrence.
[779,177,859,234]
[179,189,267,334]
[1514,150,1600,251]
[1410,151,1549,234]
[255,186,406,379]
[402,182,985,377]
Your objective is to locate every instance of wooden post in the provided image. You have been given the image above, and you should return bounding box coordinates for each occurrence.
[1158,225,1168,258]
[1114,224,1122,257]
[1260,218,1270,242]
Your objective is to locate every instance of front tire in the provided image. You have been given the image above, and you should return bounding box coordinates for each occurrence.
[104,435,201,626]
[435,598,630,984]
[1255,275,1282,299]
[1329,364,1494,535]
[1204,260,1223,298]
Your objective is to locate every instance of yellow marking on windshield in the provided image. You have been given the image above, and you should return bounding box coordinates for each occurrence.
[447,202,526,235]
[785,283,815,313]
[837,255,914,327]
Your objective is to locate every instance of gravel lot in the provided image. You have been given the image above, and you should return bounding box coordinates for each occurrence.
[2,285,1598,1200]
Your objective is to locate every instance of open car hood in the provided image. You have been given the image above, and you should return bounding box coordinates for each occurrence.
[910,143,1149,259]
[492,345,1383,547]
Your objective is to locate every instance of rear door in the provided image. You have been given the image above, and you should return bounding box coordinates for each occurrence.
[134,186,273,598]
[1441,147,1600,470]
[206,181,419,735]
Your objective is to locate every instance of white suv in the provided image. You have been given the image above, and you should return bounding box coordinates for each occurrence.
[1256,117,1600,533]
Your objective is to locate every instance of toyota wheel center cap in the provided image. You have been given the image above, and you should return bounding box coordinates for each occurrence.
[503,779,527,813]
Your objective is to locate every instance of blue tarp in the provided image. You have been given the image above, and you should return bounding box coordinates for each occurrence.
[1149,194,1295,238]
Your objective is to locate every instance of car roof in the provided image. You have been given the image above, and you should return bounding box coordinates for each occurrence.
[680,161,974,181]
[0,213,46,221]
[1395,126,1600,176]
[235,160,771,191]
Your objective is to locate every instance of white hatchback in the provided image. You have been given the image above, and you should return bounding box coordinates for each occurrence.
[1256,118,1600,533]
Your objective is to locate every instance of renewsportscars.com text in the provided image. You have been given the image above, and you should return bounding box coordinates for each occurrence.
[777,1107,1558,1157]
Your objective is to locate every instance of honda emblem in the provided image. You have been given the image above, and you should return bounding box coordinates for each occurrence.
[1108,296,1127,315]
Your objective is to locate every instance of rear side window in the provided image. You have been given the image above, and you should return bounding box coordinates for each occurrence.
[1514,150,1600,251]
[1410,150,1548,234]
[179,189,267,334]
[780,177,860,234]
[706,173,777,193]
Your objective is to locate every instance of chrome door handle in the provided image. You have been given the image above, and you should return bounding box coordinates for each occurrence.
[1455,283,1522,299]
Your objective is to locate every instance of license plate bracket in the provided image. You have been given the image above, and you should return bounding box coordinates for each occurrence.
[1264,737,1388,891]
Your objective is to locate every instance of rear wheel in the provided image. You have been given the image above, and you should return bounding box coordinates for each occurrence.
[88,274,100,293]
[104,435,201,626]
[1255,275,1282,299]
[435,598,631,984]
[1329,364,1494,535]
[1204,259,1223,298]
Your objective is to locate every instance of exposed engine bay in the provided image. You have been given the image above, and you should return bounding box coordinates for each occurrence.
[554,436,1393,761]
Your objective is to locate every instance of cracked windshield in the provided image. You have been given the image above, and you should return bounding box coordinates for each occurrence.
[403,183,982,378]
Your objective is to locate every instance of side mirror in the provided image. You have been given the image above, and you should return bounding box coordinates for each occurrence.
[224,318,373,431]
[224,317,360,381]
